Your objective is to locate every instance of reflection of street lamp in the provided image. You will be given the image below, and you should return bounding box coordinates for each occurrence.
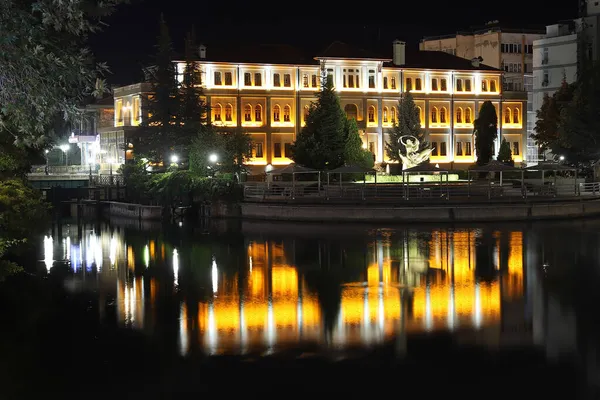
[59,144,70,166]
[107,157,115,185]
[44,150,49,174]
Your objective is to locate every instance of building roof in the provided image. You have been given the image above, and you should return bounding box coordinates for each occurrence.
[189,42,317,65]
[393,48,500,71]
[315,41,391,61]
[421,21,545,42]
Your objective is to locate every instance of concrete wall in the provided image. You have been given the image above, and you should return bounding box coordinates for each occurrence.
[241,199,600,223]
[103,201,163,220]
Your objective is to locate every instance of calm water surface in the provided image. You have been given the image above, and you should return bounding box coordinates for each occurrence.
[34,218,600,365]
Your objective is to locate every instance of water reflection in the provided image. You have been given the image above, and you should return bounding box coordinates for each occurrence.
[39,222,541,357]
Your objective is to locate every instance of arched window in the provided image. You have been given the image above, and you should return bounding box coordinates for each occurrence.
[383,107,389,123]
[504,107,511,124]
[431,106,438,123]
[344,104,358,120]
[391,107,397,124]
[456,107,462,124]
[254,104,262,122]
[244,104,252,122]
[273,104,281,122]
[225,104,233,121]
[440,107,447,124]
[368,105,376,123]
[513,108,520,124]
[283,105,291,122]
[416,106,422,125]
[465,107,472,124]
[213,103,222,122]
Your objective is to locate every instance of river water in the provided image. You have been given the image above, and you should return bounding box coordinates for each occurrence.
[32,217,600,384]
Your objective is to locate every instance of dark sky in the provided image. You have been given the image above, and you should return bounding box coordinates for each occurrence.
[88,0,580,85]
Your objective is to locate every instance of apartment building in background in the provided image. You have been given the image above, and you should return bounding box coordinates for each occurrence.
[103,40,526,173]
[533,0,600,161]
[420,22,545,165]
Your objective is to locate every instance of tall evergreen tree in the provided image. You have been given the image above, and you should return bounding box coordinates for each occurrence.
[473,101,498,165]
[178,27,208,155]
[137,15,179,164]
[290,76,346,169]
[385,92,426,163]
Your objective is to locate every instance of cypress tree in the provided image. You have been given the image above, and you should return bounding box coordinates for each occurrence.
[473,101,498,165]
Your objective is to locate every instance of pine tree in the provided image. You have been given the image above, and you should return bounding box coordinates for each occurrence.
[497,138,513,164]
[473,101,498,165]
[137,15,179,164]
[178,27,208,157]
[344,118,374,169]
[385,92,426,163]
[290,76,346,170]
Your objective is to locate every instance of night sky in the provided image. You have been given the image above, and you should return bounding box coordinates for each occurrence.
[88,0,580,85]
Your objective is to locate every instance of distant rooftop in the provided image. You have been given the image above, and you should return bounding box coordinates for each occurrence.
[421,21,545,42]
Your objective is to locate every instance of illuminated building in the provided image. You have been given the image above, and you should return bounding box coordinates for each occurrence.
[420,22,544,164]
[107,40,527,172]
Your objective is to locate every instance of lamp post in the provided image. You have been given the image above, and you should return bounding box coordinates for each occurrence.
[44,149,49,175]
[208,153,218,178]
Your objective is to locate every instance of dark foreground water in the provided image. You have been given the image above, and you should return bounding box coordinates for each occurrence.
[9,217,600,397]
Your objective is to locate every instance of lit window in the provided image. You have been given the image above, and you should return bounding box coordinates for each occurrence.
[383,77,388,89]
[224,72,232,86]
[465,80,471,91]
[482,80,488,92]
[244,104,252,121]
[254,104,262,122]
[415,78,422,90]
[513,108,520,124]
[405,77,412,91]
[456,107,462,123]
[391,77,396,90]
[431,106,438,123]
[303,74,309,88]
[273,104,280,122]
[368,106,375,123]
[283,105,291,122]
[283,74,291,87]
[244,72,252,86]
[391,107,397,124]
[432,79,438,91]
[440,107,447,124]
[225,104,233,121]
[383,107,388,123]
[441,78,447,91]
[456,79,463,91]
[490,80,497,92]
[465,107,472,123]
[214,103,222,121]
[504,108,511,124]
[273,73,281,87]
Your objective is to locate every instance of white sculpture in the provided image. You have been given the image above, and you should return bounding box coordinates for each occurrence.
[399,135,434,170]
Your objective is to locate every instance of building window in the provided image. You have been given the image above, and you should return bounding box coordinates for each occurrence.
[391,76,396,90]
[284,143,292,157]
[344,104,358,120]
[482,79,488,92]
[273,73,281,87]
[304,105,310,121]
[244,72,252,86]
[432,79,438,91]
[224,72,232,86]
[383,77,388,89]
[465,79,471,91]
[225,104,233,121]
[431,106,438,123]
[303,74,309,88]
[504,108,511,124]
[254,73,262,86]
[214,103,222,121]
[465,107,472,124]
[432,142,438,156]
[513,141,520,155]
[244,104,252,121]
[415,78,422,91]
[284,74,291,87]
[274,142,282,158]
[254,104,262,122]
[456,107,462,123]
[368,106,375,123]
[383,107,388,123]
[405,77,412,91]
[115,99,123,125]
[441,78,447,91]
[391,107,397,124]
[311,74,318,87]
[416,106,422,125]
[440,107,447,124]
[273,104,280,122]
[133,96,141,124]
[456,79,463,91]
[255,142,263,158]
[456,141,463,156]
[283,105,291,122]
[214,71,222,86]
[368,70,376,89]
[465,142,472,156]
[490,80,497,92]
[343,68,360,88]
[440,142,447,156]
[513,108,520,124]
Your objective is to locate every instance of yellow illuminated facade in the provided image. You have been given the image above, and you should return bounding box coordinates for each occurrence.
[105,42,527,172]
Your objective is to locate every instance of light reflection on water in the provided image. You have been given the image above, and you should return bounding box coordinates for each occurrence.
[38,221,545,357]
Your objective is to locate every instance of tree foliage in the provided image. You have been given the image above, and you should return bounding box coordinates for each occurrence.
[532,78,575,154]
[290,76,346,170]
[473,101,498,165]
[385,92,427,163]
[497,138,513,164]
[0,0,126,145]
[344,118,374,169]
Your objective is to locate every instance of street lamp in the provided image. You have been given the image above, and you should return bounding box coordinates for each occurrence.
[170,154,179,164]
[59,144,70,167]
[209,153,218,163]
[559,155,565,162]
[44,149,49,175]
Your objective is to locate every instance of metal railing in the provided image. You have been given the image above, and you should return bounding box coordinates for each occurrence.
[244,181,600,203]
[90,174,125,186]
[30,165,97,175]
